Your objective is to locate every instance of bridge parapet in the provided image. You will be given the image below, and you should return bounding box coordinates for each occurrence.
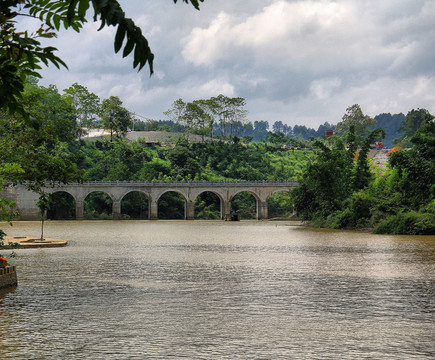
[64,180,298,187]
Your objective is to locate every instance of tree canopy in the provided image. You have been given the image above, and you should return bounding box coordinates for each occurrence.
[164,95,248,141]
[63,82,101,133]
[100,95,132,142]
[0,81,83,190]
[336,104,376,138]
[394,108,434,147]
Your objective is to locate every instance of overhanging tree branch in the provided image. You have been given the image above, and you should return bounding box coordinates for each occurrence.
[0,0,204,121]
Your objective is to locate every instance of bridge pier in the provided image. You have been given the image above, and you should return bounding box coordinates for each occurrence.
[222,200,231,220]
[150,200,158,220]
[186,201,195,220]
[258,200,268,220]
[76,200,84,220]
[113,200,121,220]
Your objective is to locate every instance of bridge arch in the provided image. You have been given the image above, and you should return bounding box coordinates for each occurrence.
[120,191,150,220]
[4,181,298,221]
[156,190,187,220]
[194,190,223,220]
[83,191,113,220]
[267,190,293,219]
[47,191,76,220]
[231,190,261,220]
[265,187,293,201]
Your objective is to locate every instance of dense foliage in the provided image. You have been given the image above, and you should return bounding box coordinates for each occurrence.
[292,118,435,235]
[0,80,433,233]
[72,136,314,182]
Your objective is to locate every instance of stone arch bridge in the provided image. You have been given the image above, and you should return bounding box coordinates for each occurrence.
[4,181,298,220]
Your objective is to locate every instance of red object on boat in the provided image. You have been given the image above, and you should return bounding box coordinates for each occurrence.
[0,257,7,268]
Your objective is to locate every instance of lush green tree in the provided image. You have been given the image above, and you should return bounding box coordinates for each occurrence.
[292,115,434,233]
[84,191,112,220]
[231,192,257,220]
[293,125,317,140]
[352,128,385,191]
[268,191,293,219]
[272,120,285,134]
[21,81,79,141]
[336,104,376,138]
[194,192,220,219]
[0,82,83,190]
[266,131,288,146]
[394,108,434,147]
[316,122,335,138]
[81,138,151,181]
[137,158,171,181]
[100,96,132,141]
[0,163,22,248]
[0,163,22,222]
[167,143,200,179]
[121,191,148,220]
[184,100,213,141]
[209,95,248,139]
[388,116,435,209]
[291,139,354,221]
[194,99,216,138]
[164,98,187,133]
[63,82,101,134]
[1,82,83,237]
[253,120,269,141]
[158,192,185,219]
[47,191,76,220]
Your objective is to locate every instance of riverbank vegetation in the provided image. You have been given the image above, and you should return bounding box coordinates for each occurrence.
[0,81,434,233]
[292,109,434,235]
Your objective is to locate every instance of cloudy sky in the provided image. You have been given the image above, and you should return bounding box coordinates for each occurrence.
[33,0,435,129]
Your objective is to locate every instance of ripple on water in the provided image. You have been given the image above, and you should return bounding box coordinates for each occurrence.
[0,221,434,359]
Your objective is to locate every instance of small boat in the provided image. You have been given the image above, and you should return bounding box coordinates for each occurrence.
[0,266,18,290]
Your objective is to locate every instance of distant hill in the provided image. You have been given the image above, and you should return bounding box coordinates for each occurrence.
[372,113,405,148]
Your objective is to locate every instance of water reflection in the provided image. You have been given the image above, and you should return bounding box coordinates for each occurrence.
[0,221,434,359]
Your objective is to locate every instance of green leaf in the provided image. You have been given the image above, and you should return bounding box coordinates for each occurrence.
[122,37,135,58]
[78,0,90,19]
[114,21,126,53]
[53,14,61,30]
[67,0,80,24]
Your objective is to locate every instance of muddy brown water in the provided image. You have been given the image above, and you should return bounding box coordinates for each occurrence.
[0,221,434,359]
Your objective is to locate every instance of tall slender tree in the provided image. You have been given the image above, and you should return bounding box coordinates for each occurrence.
[100,96,132,142]
[63,83,101,136]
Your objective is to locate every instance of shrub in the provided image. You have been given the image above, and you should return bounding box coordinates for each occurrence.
[386,147,403,156]
[374,212,435,235]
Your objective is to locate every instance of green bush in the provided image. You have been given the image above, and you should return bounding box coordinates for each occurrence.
[422,199,435,214]
[374,212,435,235]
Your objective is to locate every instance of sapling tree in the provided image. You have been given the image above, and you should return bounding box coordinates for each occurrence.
[36,192,50,240]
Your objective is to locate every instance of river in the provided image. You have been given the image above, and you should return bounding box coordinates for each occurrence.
[0,221,434,359]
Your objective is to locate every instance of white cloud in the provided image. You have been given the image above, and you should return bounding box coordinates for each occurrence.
[310,77,342,100]
[32,0,435,129]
